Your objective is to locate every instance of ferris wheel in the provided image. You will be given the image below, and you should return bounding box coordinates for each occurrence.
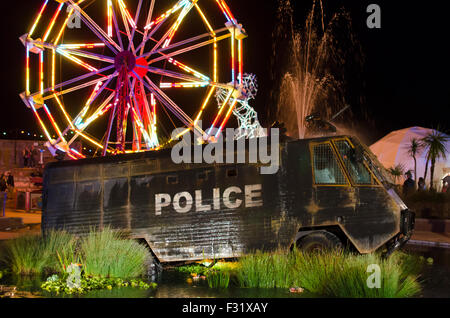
[19,0,259,160]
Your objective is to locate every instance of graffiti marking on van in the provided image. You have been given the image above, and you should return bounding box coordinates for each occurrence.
[155,184,263,215]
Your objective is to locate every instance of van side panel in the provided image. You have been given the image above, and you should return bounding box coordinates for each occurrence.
[43,143,300,262]
[42,138,404,259]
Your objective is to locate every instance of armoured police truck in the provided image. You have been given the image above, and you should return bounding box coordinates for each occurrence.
[42,136,415,268]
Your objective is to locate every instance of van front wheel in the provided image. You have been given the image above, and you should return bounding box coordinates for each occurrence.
[296,231,343,253]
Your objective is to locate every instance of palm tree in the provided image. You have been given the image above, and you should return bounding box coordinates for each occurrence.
[388,164,405,185]
[421,130,449,191]
[406,138,422,188]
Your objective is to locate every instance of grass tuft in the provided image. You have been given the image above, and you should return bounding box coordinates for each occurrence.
[1,227,150,279]
[0,231,75,275]
[206,270,231,288]
[235,249,423,298]
[79,227,150,278]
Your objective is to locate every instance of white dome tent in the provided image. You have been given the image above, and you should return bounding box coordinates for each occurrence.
[370,127,450,190]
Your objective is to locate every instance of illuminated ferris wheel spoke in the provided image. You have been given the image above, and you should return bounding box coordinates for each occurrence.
[57,47,114,64]
[139,0,155,56]
[147,33,231,65]
[44,74,117,102]
[151,2,194,53]
[136,0,186,53]
[135,18,166,54]
[56,50,99,72]
[109,1,125,50]
[143,0,187,31]
[66,0,121,54]
[138,72,193,128]
[117,0,136,53]
[135,64,207,84]
[30,65,116,100]
[27,39,113,65]
[74,77,115,130]
[126,0,144,53]
[143,74,205,136]
[81,92,117,130]
[139,27,227,60]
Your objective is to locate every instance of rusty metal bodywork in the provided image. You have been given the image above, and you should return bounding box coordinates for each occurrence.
[42,136,413,263]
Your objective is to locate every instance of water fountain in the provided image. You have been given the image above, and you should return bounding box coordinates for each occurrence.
[273,0,363,139]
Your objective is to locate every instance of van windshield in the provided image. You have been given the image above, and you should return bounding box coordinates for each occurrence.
[347,137,395,188]
[334,140,374,185]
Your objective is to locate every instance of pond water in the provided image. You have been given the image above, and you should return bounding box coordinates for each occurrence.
[1,244,449,298]
[403,245,450,298]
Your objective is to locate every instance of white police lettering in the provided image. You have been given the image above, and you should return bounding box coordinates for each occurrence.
[155,184,263,215]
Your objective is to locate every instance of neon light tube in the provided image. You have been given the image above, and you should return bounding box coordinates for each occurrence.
[118,0,137,29]
[107,0,113,37]
[215,99,238,138]
[43,104,65,142]
[29,0,49,37]
[54,0,86,45]
[194,86,216,125]
[53,93,75,130]
[40,51,44,94]
[231,28,235,84]
[209,89,233,134]
[144,0,187,30]
[59,43,106,49]
[238,39,243,84]
[26,46,30,94]
[43,3,64,42]
[51,48,56,91]
[56,49,98,72]
[160,82,209,88]
[30,102,52,141]
[167,58,210,81]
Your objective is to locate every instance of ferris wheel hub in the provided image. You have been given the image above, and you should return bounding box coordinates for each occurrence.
[114,50,136,73]
[133,57,149,79]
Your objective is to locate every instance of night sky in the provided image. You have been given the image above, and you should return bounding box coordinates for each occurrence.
[2,0,449,145]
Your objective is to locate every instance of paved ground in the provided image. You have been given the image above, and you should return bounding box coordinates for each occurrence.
[2,210,41,225]
[409,231,450,248]
[0,210,41,240]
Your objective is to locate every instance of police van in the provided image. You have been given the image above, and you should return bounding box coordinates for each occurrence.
[42,135,415,268]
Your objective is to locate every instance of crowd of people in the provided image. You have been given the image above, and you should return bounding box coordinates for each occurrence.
[22,145,40,168]
[402,171,450,196]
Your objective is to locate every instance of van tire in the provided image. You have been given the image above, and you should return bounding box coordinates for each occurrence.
[296,231,343,252]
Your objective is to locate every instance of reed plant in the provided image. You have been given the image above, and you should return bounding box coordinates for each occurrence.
[1,227,150,279]
[0,234,47,275]
[235,249,423,298]
[42,230,78,274]
[206,270,231,288]
[79,227,150,278]
[0,230,75,275]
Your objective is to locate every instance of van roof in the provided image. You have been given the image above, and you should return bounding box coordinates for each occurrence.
[45,135,352,170]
